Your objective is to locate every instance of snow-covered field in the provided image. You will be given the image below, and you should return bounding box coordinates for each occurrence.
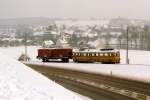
[0,46,87,100]
[0,46,39,61]
[0,46,150,84]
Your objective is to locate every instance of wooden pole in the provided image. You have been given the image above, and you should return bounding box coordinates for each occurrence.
[126,27,129,64]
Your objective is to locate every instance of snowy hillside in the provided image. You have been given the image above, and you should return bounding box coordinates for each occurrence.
[0,49,83,100]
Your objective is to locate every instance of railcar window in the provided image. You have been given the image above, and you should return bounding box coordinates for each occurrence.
[79,53,81,56]
[78,53,80,56]
[80,53,83,56]
[84,53,86,56]
[96,53,99,56]
[109,53,112,56]
[83,53,85,56]
[92,53,95,56]
[104,53,108,56]
[110,53,112,56]
[100,53,103,56]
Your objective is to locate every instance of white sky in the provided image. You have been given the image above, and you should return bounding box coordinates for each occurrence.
[0,0,150,19]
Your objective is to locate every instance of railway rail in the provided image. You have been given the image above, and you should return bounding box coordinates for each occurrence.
[50,75,135,100]
[25,63,150,100]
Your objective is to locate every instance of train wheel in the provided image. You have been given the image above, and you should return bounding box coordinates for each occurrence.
[62,58,65,62]
[111,62,116,64]
[62,58,69,62]
[73,59,78,63]
[42,58,48,62]
[66,58,69,62]
[42,58,46,62]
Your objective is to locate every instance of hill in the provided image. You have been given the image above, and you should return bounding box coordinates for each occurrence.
[0,17,54,26]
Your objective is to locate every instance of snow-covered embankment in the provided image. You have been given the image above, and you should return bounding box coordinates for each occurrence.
[0,52,82,100]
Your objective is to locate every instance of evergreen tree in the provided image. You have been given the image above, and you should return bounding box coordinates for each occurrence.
[69,32,78,47]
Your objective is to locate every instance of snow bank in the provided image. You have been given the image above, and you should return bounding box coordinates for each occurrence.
[0,52,82,100]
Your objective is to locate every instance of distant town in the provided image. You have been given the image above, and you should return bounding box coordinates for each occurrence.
[0,17,150,50]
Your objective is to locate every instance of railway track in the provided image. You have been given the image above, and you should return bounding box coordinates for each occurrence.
[49,75,135,100]
[24,63,149,100]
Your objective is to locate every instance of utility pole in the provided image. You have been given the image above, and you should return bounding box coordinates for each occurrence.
[24,32,27,61]
[126,26,129,64]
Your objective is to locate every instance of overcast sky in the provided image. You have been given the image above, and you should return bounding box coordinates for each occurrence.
[0,0,150,19]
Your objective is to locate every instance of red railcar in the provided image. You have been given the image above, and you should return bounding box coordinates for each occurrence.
[37,48,72,62]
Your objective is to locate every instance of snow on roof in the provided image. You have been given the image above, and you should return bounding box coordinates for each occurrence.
[108,38,118,44]
[87,33,98,38]
[33,31,45,36]
[0,52,82,100]
[87,38,105,49]
[51,31,60,35]
[73,49,119,53]
[44,40,54,45]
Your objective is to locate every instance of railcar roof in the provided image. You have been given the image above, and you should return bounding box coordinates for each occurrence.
[73,49,119,53]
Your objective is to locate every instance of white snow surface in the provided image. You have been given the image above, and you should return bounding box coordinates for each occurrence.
[0,50,83,100]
